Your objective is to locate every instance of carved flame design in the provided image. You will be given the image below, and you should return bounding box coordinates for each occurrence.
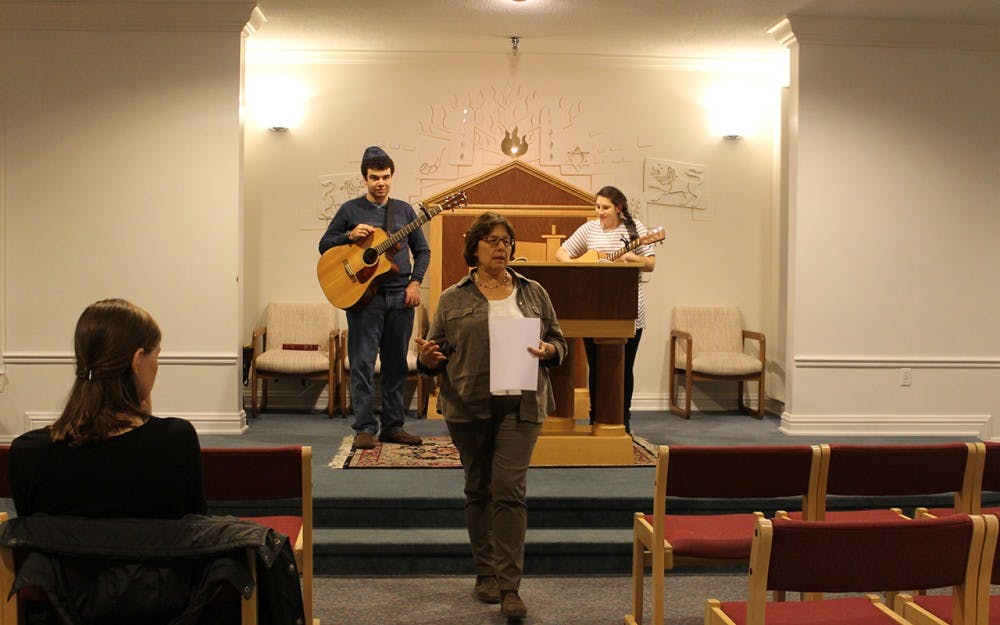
[501,126,529,157]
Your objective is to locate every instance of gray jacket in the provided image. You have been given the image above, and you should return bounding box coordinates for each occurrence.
[420,269,567,423]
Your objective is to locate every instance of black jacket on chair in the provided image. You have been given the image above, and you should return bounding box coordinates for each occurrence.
[0,514,305,625]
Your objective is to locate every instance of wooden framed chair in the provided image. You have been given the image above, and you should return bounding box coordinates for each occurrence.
[814,443,982,522]
[706,514,995,625]
[251,302,338,418]
[625,444,823,625]
[668,306,766,419]
[903,444,1000,625]
[918,441,994,520]
[894,522,999,625]
[335,304,431,418]
[0,513,263,625]
[201,445,316,625]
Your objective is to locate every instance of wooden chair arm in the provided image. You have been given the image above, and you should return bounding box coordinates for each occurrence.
[252,325,267,355]
[669,330,693,372]
[743,330,766,367]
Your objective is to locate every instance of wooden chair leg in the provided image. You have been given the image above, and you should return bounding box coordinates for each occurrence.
[668,368,692,419]
[250,367,259,417]
[327,367,335,418]
[339,370,349,416]
[629,534,646,624]
[757,374,765,419]
[682,370,693,419]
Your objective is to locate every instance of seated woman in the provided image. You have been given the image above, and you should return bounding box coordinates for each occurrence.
[10,298,206,518]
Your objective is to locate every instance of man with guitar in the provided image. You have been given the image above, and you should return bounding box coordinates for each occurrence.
[317,146,429,450]
[554,185,659,434]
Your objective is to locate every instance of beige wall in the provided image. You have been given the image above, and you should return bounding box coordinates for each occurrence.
[776,17,1000,436]
[0,2,258,438]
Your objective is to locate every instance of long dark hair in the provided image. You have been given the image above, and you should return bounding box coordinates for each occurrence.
[50,298,161,446]
[462,211,517,267]
[596,185,638,240]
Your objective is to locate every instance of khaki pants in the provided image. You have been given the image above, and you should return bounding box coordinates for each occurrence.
[446,396,541,591]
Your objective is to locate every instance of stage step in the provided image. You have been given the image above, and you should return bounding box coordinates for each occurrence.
[305,492,967,575]
[314,527,635,575]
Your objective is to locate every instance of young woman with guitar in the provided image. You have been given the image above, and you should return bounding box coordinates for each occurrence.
[554,185,659,434]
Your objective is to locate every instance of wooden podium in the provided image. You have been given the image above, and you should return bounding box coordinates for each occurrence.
[512,262,641,466]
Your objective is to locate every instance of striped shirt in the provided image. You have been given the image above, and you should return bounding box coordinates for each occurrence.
[560,219,655,330]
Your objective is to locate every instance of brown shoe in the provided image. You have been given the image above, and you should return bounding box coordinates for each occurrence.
[474,575,500,604]
[379,429,423,446]
[500,590,527,620]
[353,432,377,450]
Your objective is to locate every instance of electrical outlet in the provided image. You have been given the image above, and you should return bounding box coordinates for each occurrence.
[900,367,912,387]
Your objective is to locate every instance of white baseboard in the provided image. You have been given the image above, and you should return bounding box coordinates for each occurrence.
[631,390,759,413]
[779,412,992,439]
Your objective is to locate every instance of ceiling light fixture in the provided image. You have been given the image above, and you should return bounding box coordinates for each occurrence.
[510,35,520,55]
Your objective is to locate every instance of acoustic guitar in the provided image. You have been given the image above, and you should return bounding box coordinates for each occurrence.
[317,191,468,310]
[572,226,666,262]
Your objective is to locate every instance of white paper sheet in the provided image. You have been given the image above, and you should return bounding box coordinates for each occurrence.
[488,317,541,393]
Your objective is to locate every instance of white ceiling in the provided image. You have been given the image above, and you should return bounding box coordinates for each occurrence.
[248,0,1000,59]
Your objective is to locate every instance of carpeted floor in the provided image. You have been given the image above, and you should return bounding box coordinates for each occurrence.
[330,434,657,469]
[313,572,746,625]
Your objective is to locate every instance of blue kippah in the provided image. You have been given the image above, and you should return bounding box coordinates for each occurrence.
[362,145,389,161]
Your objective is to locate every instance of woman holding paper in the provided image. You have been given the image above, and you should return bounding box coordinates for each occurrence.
[416,211,566,621]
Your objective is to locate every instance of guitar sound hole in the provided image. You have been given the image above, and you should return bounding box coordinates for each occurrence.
[361,247,378,266]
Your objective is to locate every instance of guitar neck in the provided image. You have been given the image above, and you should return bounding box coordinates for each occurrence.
[607,239,640,262]
[375,203,440,254]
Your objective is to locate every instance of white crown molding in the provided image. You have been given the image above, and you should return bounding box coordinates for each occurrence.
[2,351,237,366]
[774,15,1000,51]
[794,356,1000,369]
[244,47,777,73]
[0,1,259,33]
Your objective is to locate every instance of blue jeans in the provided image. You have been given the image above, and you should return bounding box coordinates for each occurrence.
[345,290,414,436]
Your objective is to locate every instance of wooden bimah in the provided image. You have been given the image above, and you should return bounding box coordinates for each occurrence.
[511,262,640,466]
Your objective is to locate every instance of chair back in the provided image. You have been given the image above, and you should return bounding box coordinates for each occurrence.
[762,515,988,593]
[201,446,305,502]
[652,445,822,524]
[659,445,819,500]
[982,442,1000,501]
[818,443,979,517]
[263,302,336,355]
[671,306,743,358]
[0,445,10,499]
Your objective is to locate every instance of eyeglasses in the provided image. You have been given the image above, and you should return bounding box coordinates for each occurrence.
[481,235,513,248]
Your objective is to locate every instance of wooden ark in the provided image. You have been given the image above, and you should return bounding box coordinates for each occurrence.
[421,159,595,314]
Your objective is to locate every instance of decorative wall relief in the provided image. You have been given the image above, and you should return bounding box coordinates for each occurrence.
[414,84,631,193]
[644,158,707,210]
[315,173,365,227]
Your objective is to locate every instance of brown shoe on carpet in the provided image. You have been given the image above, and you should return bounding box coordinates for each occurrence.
[474,575,500,604]
[353,432,377,450]
[379,429,423,446]
[501,590,527,620]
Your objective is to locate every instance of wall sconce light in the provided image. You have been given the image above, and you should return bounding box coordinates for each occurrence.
[702,81,764,141]
[247,75,308,131]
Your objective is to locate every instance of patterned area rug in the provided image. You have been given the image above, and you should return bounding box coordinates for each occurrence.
[329,435,657,469]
